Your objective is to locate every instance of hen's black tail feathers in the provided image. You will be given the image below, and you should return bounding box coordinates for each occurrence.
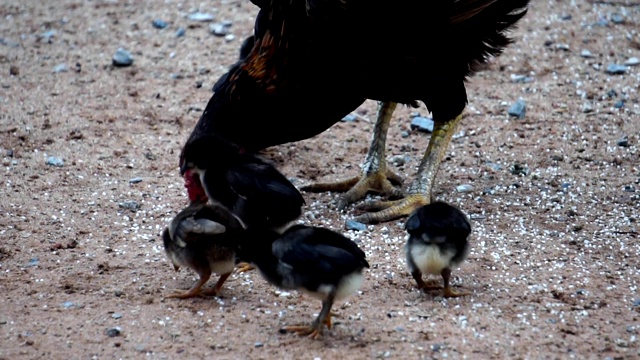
[450,0,529,75]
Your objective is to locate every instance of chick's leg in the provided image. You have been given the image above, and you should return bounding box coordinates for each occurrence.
[354,113,463,224]
[166,271,211,299]
[200,272,231,297]
[301,101,404,209]
[235,262,254,273]
[282,295,335,339]
[441,267,469,298]
[411,270,441,291]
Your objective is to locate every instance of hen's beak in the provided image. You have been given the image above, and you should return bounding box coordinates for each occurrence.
[179,162,189,176]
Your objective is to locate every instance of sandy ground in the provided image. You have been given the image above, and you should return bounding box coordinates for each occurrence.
[1,0,639,359]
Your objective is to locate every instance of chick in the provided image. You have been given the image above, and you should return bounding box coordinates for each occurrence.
[405,201,471,298]
[162,201,244,299]
[234,225,369,339]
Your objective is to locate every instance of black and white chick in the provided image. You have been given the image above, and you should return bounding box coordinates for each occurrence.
[234,225,369,339]
[405,201,471,298]
[162,201,244,299]
[180,134,305,233]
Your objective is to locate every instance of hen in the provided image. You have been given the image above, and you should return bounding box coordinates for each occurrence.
[182,0,530,223]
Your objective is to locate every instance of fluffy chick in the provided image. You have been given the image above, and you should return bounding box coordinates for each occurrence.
[405,201,471,298]
[163,202,244,299]
[234,225,369,339]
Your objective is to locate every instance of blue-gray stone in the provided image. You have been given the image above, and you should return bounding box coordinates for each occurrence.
[341,114,357,122]
[410,116,434,133]
[401,131,410,138]
[614,100,625,109]
[486,161,502,171]
[580,49,594,58]
[53,63,68,73]
[508,99,526,119]
[39,30,56,42]
[188,12,215,22]
[63,301,75,309]
[129,177,143,184]
[560,14,572,21]
[175,27,186,37]
[345,220,367,231]
[27,258,39,267]
[152,19,168,29]
[624,57,640,66]
[119,201,140,212]
[254,342,264,348]
[456,184,474,193]
[624,185,635,193]
[113,48,134,67]
[510,163,530,176]
[106,327,121,337]
[46,156,64,167]
[617,136,629,147]
[611,13,624,24]
[210,22,231,36]
[606,64,627,75]
[112,313,122,319]
[633,299,640,307]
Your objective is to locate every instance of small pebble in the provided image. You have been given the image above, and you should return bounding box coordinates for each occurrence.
[614,100,625,109]
[6,149,14,157]
[580,49,594,58]
[617,136,629,147]
[129,177,143,184]
[456,184,474,193]
[624,57,639,66]
[112,48,134,67]
[510,74,534,83]
[175,27,186,37]
[112,313,122,319]
[510,163,530,176]
[254,342,264,348]
[225,34,235,42]
[106,327,121,337]
[555,43,570,51]
[27,258,39,267]
[188,12,215,22]
[119,201,140,212]
[401,131,410,138]
[53,63,68,73]
[508,98,526,119]
[39,30,56,42]
[388,154,409,166]
[633,299,640,307]
[9,65,19,75]
[606,64,627,75]
[611,13,624,24]
[46,156,64,167]
[581,102,594,113]
[624,185,635,193]
[345,220,367,232]
[431,343,443,352]
[210,22,231,36]
[62,301,75,309]
[410,117,434,133]
[152,19,168,29]
[560,14,572,21]
[341,114,357,122]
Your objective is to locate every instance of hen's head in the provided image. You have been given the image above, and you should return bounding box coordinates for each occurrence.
[179,135,242,203]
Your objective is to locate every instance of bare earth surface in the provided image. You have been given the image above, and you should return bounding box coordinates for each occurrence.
[1,0,639,359]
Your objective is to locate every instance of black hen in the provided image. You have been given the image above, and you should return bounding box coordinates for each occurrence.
[405,201,471,298]
[183,0,529,223]
[180,134,305,232]
[233,224,369,339]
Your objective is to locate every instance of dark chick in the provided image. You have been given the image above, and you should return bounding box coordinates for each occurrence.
[162,202,244,299]
[186,0,529,224]
[405,202,471,298]
[180,134,305,233]
[234,225,369,339]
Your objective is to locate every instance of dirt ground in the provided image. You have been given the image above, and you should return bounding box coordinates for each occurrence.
[1,0,639,359]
